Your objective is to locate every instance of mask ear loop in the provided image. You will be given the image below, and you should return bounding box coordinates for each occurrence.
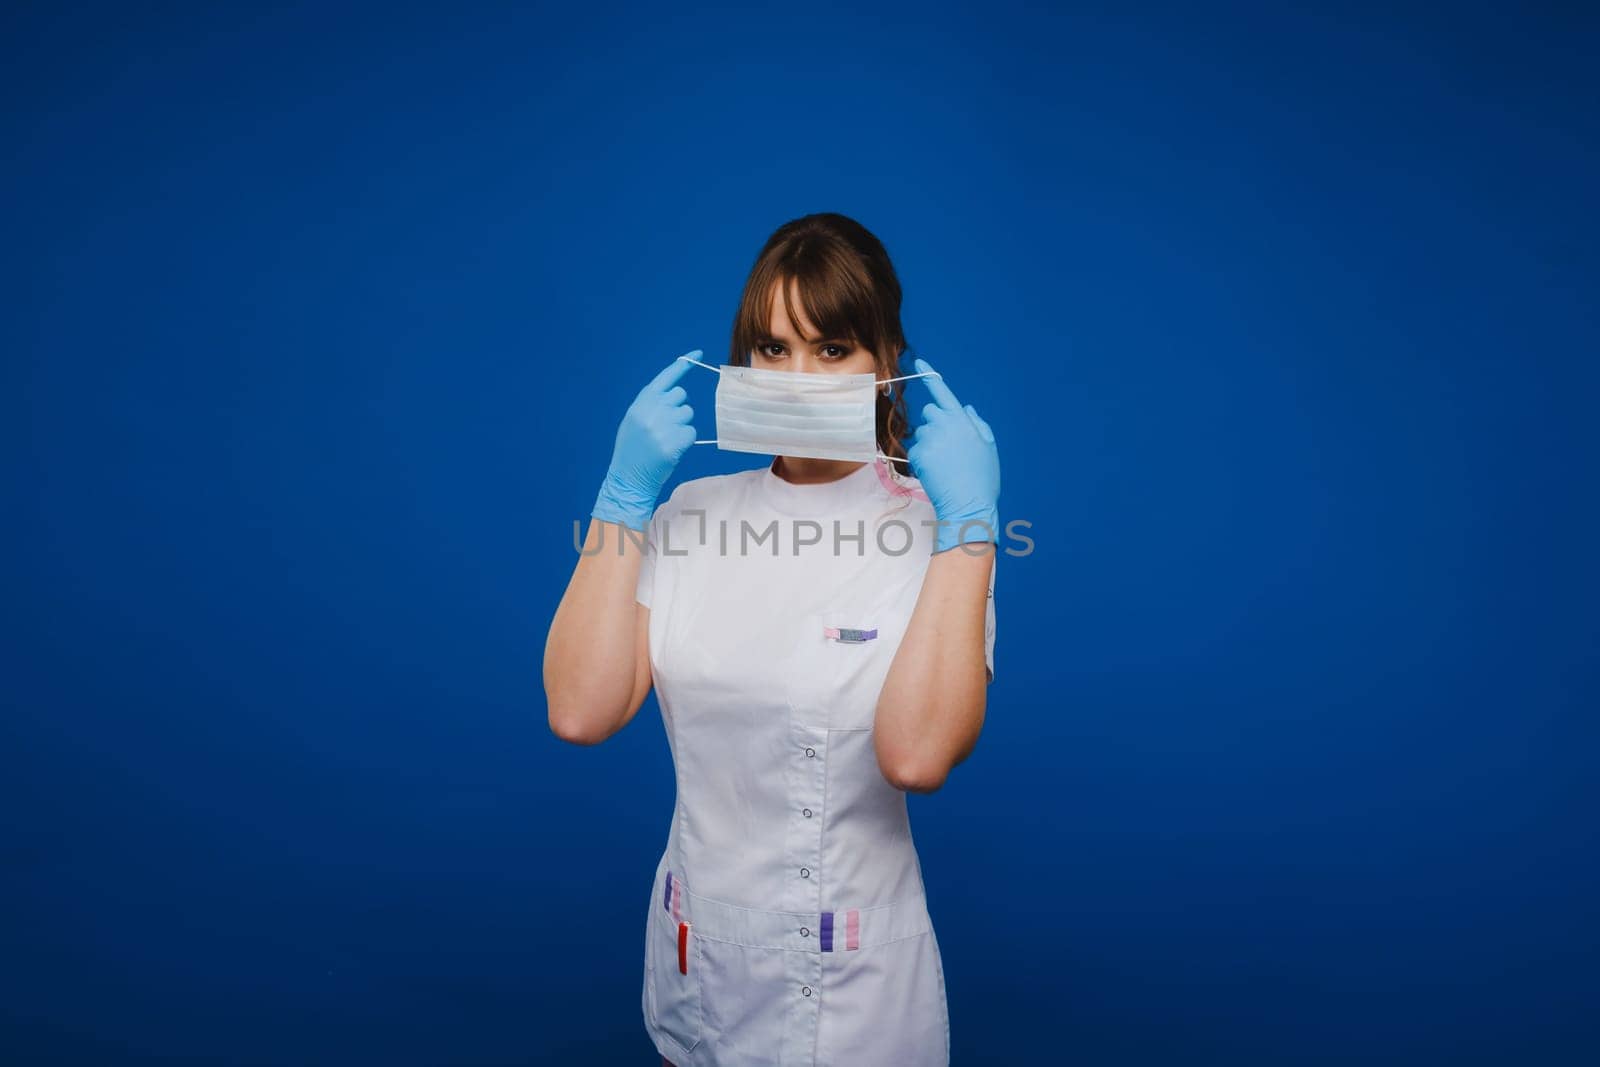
[677,354,725,446]
[874,368,942,472]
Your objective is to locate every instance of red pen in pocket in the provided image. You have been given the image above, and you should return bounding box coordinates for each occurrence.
[678,921,690,974]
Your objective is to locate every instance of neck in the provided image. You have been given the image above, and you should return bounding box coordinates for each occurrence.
[773,455,866,485]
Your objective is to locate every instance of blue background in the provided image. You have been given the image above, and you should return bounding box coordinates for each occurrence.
[6,2,1597,1063]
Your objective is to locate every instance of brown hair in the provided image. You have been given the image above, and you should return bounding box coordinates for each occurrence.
[728,213,914,468]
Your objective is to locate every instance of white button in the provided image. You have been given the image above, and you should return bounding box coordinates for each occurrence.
[802,808,812,817]
[801,986,812,996]
[805,747,816,757]
[800,867,810,878]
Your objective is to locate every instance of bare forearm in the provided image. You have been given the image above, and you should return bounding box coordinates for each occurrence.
[544,518,647,741]
[874,544,993,791]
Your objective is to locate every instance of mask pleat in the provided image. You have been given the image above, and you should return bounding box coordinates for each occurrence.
[717,415,871,442]
[718,404,868,430]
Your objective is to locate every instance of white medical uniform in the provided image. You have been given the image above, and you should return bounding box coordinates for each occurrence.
[635,458,996,1067]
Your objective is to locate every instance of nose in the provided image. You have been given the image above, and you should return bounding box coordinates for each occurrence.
[758,359,809,374]
[785,352,833,375]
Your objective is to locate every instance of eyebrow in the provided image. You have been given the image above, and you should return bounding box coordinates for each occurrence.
[756,334,854,346]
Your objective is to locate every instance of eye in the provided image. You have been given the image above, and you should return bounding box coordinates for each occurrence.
[756,342,786,360]
[821,344,853,360]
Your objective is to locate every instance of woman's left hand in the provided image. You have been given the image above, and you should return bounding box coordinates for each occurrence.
[906,357,1001,553]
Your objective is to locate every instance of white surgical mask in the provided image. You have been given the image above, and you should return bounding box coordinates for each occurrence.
[678,354,938,464]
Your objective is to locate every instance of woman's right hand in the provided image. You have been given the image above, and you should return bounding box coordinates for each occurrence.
[590,351,700,531]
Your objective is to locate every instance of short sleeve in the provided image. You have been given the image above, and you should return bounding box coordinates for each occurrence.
[634,486,683,610]
[984,559,996,683]
[635,505,663,610]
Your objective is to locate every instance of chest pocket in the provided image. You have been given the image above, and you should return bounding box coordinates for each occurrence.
[787,588,916,731]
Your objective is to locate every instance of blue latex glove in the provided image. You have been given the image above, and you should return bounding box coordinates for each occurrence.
[906,357,1001,553]
[592,352,700,531]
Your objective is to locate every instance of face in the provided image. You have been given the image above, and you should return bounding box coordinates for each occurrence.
[752,278,879,379]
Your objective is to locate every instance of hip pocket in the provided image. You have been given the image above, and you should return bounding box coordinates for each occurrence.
[646,903,703,1055]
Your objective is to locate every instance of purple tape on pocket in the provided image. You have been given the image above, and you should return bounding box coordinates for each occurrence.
[818,909,861,951]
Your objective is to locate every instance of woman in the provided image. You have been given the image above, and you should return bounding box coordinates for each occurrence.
[544,212,999,1066]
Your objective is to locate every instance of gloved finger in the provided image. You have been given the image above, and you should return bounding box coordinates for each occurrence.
[919,402,947,425]
[662,385,688,406]
[913,357,962,413]
[964,403,995,443]
[669,404,694,424]
[650,350,702,391]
